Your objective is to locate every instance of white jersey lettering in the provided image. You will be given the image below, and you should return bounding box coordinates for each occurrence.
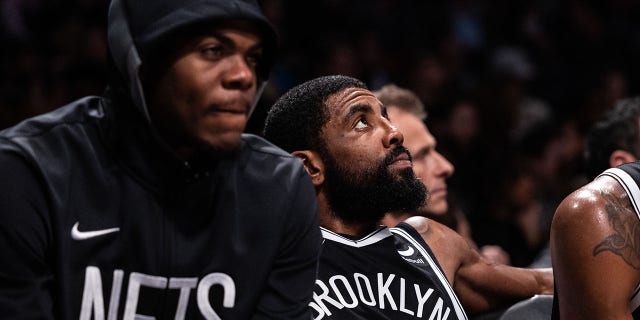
[197,273,236,320]
[310,272,452,319]
[354,273,376,306]
[79,266,236,319]
[399,277,414,316]
[108,270,124,320]
[312,279,344,316]
[80,267,124,320]
[429,297,450,320]
[169,278,198,320]
[80,266,106,320]
[415,285,434,318]
[377,273,397,310]
[124,272,167,320]
[330,275,358,308]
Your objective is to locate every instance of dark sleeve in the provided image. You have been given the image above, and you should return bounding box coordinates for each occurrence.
[395,221,449,276]
[0,150,54,318]
[251,169,322,320]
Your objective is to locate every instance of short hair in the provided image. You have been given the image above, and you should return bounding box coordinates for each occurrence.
[372,84,427,120]
[264,75,368,153]
[585,96,640,180]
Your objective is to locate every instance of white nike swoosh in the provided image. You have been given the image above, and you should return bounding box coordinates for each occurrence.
[71,222,120,240]
[398,246,414,257]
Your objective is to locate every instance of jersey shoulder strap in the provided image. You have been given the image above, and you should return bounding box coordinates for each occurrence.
[390,221,468,320]
[598,166,640,317]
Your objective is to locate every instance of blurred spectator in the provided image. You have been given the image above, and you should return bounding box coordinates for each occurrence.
[584,96,640,180]
[375,83,513,266]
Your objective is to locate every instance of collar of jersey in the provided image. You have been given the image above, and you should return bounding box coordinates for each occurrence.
[320,226,391,247]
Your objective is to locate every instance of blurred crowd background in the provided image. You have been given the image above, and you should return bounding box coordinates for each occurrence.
[3,0,640,267]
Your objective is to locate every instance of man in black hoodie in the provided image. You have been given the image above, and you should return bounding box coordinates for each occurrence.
[0,0,322,319]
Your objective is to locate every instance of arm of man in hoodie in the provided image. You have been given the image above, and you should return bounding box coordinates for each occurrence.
[251,172,322,319]
[0,151,54,319]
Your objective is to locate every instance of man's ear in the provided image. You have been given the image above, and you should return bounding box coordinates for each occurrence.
[292,150,324,186]
[609,149,638,168]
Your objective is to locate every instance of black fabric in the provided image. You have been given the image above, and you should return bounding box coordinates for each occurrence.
[0,95,322,319]
[116,0,277,80]
[311,223,468,319]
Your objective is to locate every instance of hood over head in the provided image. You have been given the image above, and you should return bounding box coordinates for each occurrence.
[107,0,278,123]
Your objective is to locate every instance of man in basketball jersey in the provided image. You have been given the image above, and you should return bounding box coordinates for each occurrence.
[264,75,553,319]
[551,97,640,319]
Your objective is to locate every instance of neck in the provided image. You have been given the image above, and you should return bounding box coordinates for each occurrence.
[380,211,413,228]
[317,192,382,238]
[321,217,381,238]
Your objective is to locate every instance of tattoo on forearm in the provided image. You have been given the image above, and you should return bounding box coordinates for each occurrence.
[593,191,640,269]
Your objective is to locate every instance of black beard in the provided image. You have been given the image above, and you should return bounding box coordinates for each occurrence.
[322,147,427,224]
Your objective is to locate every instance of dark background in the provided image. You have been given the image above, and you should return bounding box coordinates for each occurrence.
[3,0,640,266]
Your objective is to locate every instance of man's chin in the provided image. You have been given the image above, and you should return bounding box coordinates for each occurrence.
[197,132,243,156]
[400,166,415,174]
[417,200,449,217]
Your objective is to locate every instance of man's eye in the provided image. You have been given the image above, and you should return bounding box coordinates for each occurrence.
[202,46,224,59]
[246,52,262,69]
[355,118,368,129]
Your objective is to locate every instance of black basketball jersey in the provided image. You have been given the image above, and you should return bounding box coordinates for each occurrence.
[310,222,468,319]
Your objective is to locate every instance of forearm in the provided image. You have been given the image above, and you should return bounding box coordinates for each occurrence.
[455,264,554,314]
[487,266,553,298]
[252,180,322,319]
[0,151,55,317]
[0,272,54,318]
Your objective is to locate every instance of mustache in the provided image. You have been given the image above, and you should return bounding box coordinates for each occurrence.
[383,146,412,166]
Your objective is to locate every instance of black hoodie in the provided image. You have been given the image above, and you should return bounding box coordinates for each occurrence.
[0,0,322,319]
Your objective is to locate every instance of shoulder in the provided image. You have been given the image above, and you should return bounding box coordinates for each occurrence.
[237,134,314,200]
[403,216,431,234]
[399,216,474,284]
[241,133,294,158]
[403,216,463,242]
[551,172,640,317]
[551,173,640,273]
[0,96,106,165]
[0,96,104,141]
[552,175,633,233]
[401,216,470,258]
[239,134,308,180]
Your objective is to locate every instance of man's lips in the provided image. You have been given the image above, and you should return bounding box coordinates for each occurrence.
[207,107,246,115]
[388,151,412,168]
[206,101,250,115]
[428,186,448,197]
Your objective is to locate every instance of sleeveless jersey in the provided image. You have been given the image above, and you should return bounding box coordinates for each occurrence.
[551,164,640,319]
[310,222,468,319]
[599,165,640,318]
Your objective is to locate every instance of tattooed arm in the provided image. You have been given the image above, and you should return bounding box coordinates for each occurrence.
[551,175,640,320]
